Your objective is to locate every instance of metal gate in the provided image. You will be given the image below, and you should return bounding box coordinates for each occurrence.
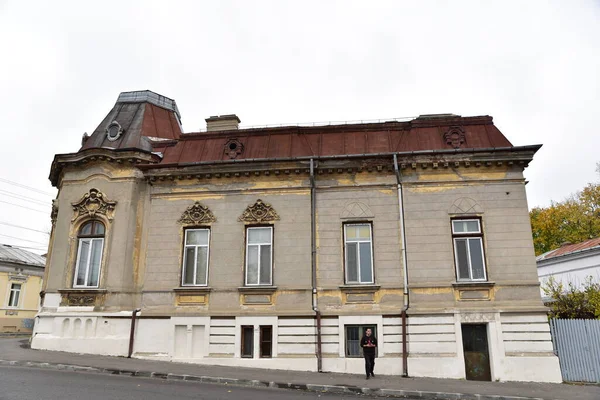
[550,319,600,383]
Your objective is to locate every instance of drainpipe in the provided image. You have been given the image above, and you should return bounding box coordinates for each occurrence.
[393,154,410,378]
[310,158,323,372]
[128,308,141,358]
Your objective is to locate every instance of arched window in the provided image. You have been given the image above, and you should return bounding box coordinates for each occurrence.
[74,220,105,288]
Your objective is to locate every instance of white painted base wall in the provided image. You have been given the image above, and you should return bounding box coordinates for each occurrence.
[31,309,562,383]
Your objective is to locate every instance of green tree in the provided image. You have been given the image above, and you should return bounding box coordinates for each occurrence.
[530,182,600,255]
[542,276,600,319]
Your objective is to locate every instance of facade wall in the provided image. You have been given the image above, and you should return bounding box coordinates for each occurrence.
[538,251,600,291]
[33,157,561,382]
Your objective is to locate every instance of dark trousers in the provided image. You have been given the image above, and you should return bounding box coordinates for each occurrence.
[364,352,375,376]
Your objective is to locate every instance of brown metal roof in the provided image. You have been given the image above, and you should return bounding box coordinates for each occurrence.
[537,238,600,262]
[155,116,512,165]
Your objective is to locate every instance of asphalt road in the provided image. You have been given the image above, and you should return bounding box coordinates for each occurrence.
[0,365,370,400]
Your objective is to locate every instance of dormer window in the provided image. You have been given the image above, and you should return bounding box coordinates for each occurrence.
[106,121,123,141]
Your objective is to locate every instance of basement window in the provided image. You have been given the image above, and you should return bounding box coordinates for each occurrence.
[260,326,272,358]
[241,326,254,358]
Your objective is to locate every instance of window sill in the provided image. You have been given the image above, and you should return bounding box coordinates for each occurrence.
[173,287,212,294]
[58,288,107,293]
[339,284,381,293]
[238,286,278,294]
[452,281,495,288]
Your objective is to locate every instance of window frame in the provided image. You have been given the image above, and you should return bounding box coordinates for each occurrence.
[259,325,273,358]
[345,324,377,358]
[343,222,375,285]
[451,218,487,282]
[7,283,22,308]
[73,220,105,288]
[181,228,211,287]
[244,226,274,286]
[241,325,254,358]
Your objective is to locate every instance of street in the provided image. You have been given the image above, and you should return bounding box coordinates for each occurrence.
[0,365,369,400]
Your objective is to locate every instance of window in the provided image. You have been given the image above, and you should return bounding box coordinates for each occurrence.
[452,219,487,281]
[245,227,273,286]
[345,325,377,357]
[344,224,374,284]
[182,229,210,286]
[241,326,254,358]
[8,283,21,307]
[260,326,272,358]
[74,220,105,288]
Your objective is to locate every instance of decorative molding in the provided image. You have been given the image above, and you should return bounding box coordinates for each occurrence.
[71,188,117,221]
[340,201,374,220]
[178,202,216,225]
[460,312,495,323]
[448,197,483,215]
[443,126,466,149]
[59,290,106,307]
[224,138,244,159]
[51,199,58,225]
[105,120,123,142]
[238,199,280,223]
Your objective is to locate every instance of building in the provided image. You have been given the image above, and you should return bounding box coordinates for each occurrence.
[1,244,45,333]
[32,90,561,382]
[537,238,600,291]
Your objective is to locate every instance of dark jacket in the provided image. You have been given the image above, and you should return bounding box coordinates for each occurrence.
[360,335,377,355]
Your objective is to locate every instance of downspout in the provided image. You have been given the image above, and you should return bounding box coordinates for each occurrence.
[310,158,323,372]
[393,154,410,378]
[128,308,141,358]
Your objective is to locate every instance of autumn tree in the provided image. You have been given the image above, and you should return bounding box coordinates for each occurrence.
[542,276,600,319]
[530,181,600,256]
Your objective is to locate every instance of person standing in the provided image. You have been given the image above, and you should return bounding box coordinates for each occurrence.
[360,328,377,379]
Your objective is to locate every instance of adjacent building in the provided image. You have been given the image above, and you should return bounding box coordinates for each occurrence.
[1,244,45,333]
[537,238,600,291]
[32,90,562,382]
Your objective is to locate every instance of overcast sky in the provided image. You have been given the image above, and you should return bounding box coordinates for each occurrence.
[0,0,599,254]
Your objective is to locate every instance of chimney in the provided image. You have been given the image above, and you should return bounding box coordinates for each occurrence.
[205,114,240,132]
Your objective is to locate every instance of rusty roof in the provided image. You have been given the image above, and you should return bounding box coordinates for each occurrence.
[537,238,600,262]
[50,90,539,186]
[152,115,513,166]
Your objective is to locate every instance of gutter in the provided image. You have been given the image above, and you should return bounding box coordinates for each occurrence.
[137,144,543,171]
[128,308,141,358]
[393,154,410,378]
[310,158,323,372]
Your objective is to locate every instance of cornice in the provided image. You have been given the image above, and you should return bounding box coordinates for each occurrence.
[49,147,162,187]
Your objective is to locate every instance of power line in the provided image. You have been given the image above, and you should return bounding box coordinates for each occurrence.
[0,221,49,234]
[0,178,54,197]
[1,243,47,251]
[0,189,51,206]
[0,233,48,245]
[0,200,50,214]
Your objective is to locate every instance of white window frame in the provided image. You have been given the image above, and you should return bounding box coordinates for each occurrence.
[73,237,104,288]
[7,283,22,308]
[245,226,273,286]
[181,228,211,286]
[452,219,487,282]
[344,223,375,284]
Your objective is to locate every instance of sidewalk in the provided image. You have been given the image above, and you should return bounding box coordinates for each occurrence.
[1,338,598,400]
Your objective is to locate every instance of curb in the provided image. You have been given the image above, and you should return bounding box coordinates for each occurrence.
[0,359,550,400]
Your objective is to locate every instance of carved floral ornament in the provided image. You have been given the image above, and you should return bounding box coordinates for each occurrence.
[178,202,217,225]
[443,126,466,149]
[238,199,280,223]
[51,199,59,225]
[71,188,117,222]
